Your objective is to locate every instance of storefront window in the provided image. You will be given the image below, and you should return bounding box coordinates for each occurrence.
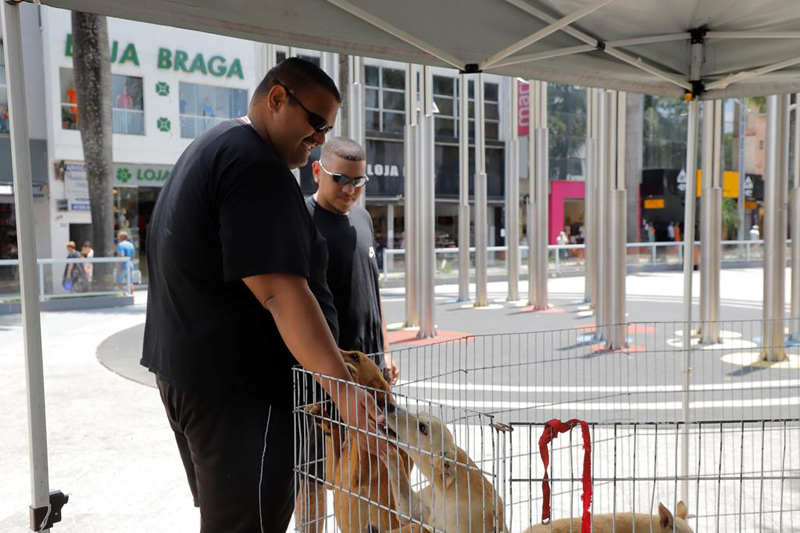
[548,84,586,180]
[0,46,8,134]
[179,82,248,139]
[643,95,688,170]
[433,76,499,141]
[59,68,145,135]
[112,75,145,135]
[365,64,405,136]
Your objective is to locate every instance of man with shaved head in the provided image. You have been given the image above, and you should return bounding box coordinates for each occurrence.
[298,136,400,530]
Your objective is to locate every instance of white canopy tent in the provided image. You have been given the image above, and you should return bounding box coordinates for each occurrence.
[5,0,800,528]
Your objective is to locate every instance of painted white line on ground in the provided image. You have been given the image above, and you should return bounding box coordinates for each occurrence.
[396,378,800,394]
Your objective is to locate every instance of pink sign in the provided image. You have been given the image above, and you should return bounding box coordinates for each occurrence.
[517,79,530,137]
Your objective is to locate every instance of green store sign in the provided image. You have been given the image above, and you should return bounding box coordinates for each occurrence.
[114,164,172,188]
[65,34,244,79]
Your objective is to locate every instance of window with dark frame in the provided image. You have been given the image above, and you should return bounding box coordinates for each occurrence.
[365,64,405,135]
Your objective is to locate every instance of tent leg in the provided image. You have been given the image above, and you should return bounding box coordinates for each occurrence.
[475,73,488,307]
[680,98,700,505]
[507,80,520,302]
[1,1,53,528]
[457,73,471,302]
[762,94,790,361]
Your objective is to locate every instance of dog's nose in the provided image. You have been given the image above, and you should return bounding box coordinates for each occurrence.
[386,402,396,414]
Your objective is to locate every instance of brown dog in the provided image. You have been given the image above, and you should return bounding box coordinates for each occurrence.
[306,349,413,533]
[524,501,692,533]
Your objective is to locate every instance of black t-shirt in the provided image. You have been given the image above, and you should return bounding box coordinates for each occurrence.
[141,119,338,407]
[305,197,384,364]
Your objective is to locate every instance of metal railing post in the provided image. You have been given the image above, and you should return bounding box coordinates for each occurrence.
[651,243,657,265]
[38,262,45,302]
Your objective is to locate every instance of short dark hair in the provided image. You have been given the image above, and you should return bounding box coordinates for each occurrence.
[252,57,341,105]
[321,136,366,162]
[82,241,92,248]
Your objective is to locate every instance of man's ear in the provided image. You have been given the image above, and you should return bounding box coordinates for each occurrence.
[312,161,321,183]
[266,83,286,112]
[658,503,674,529]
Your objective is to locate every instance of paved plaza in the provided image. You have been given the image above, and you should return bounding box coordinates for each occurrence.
[1,268,797,532]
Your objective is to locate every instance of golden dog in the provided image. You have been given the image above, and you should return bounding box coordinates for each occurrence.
[525,502,692,533]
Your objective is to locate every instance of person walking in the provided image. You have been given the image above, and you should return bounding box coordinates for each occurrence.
[115,231,136,293]
[141,58,385,533]
[63,241,88,293]
[667,222,675,241]
[557,229,569,260]
[301,137,400,530]
[81,241,94,284]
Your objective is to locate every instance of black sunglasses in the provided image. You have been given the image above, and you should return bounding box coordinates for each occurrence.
[274,80,333,134]
[319,161,369,188]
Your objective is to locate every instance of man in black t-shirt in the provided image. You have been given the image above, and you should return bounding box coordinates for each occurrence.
[300,137,400,529]
[141,58,385,533]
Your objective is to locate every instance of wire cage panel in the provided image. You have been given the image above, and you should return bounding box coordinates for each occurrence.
[294,319,800,531]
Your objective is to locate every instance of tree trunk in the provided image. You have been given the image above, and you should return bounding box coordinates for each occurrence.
[71,12,115,286]
[338,54,350,137]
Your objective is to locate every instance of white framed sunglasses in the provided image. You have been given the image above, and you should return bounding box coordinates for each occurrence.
[318,160,369,188]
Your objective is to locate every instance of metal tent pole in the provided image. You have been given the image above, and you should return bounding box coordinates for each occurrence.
[475,73,489,307]
[699,100,722,344]
[584,88,595,304]
[609,91,627,350]
[527,79,537,306]
[737,97,746,244]
[349,56,366,207]
[762,94,791,361]
[594,88,608,338]
[418,66,436,338]
[680,98,700,505]
[403,64,419,327]
[533,80,549,310]
[320,52,343,138]
[507,78,521,301]
[1,1,54,529]
[792,93,800,341]
[458,72,471,302]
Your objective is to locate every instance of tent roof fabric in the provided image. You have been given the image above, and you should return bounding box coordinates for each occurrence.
[41,0,800,99]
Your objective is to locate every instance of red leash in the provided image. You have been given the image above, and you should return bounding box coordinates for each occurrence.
[539,419,593,533]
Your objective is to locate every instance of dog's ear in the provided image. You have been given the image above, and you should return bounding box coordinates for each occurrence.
[676,500,688,520]
[658,503,674,529]
[305,402,333,434]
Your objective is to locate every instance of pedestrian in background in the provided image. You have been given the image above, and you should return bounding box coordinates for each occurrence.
[81,241,94,284]
[116,232,135,293]
[63,241,88,293]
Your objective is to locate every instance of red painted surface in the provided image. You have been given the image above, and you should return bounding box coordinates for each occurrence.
[517,306,566,314]
[548,180,586,245]
[386,329,474,347]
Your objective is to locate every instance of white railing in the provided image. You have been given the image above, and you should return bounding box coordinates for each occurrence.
[380,239,768,282]
[0,257,134,302]
[179,114,228,138]
[112,108,145,135]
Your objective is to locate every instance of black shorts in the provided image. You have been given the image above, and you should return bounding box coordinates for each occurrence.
[157,378,295,533]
